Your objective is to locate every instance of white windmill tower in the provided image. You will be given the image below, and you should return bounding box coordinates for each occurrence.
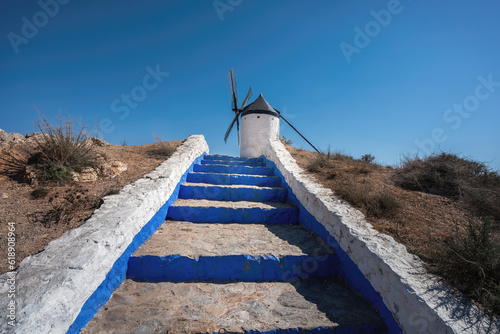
[224,69,319,157]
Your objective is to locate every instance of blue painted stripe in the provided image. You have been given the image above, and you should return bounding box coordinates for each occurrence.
[179,184,286,202]
[204,155,263,163]
[194,164,274,175]
[66,152,207,334]
[261,156,402,334]
[127,254,338,282]
[201,159,265,167]
[242,324,386,334]
[167,205,298,224]
[187,172,282,187]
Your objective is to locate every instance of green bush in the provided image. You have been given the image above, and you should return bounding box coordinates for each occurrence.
[39,164,73,181]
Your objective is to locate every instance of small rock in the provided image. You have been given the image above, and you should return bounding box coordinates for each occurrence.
[97,160,127,178]
[4,132,25,143]
[16,166,38,186]
[90,137,110,147]
[25,132,47,143]
[72,167,98,182]
[110,161,127,174]
[0,193,8,199]
[97,160,111,177]
[0,129,7,141]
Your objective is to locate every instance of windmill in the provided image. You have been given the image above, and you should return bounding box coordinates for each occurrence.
[224,68,320,157]
[224,69,252,144]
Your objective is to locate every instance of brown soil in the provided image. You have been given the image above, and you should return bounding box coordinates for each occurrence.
[284,144,479,264]
[0,140,182,275]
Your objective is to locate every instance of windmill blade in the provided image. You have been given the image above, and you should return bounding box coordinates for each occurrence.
[224,112,240,143]
[236,116,240,145]
[276,109,321,153]
[240,86,253,110]
[228,69,238,111]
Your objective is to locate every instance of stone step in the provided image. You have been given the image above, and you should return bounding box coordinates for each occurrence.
[127,254,337,282]
[127,221,337,282]
[179,182,287,202]
[187,172,282,187]
[193,163,274,176]
[132,221,335,258]
[83,279,386,334]
[201,159,265,167]
[167,199,298,224]
[204,155,264,164]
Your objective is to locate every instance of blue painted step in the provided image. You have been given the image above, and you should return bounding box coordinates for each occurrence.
[127,254,338,282]
[179,183,286,202]
[187,172,281,187]
[201,159,265,167]
[167,199,298,224]
[204,155,263,163]
[194,164,274,176]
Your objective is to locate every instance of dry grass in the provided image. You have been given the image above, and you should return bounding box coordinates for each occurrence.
[28,187,100,227]
[306,149,398,218]
[149,133,177,158]
[286,144,500,314]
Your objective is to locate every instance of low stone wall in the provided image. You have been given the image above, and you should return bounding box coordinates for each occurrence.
[262,138,499,334]
[0,135,208,334]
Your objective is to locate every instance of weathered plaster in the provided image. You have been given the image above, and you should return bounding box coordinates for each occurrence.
[0,135,208,334]
[262,138,499,334]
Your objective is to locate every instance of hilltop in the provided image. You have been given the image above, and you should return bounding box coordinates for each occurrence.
[0,129,181,275]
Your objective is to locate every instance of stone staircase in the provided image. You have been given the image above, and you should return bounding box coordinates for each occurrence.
[83,155,386,333]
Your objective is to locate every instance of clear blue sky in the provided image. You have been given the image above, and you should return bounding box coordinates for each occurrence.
[1,0,499,169]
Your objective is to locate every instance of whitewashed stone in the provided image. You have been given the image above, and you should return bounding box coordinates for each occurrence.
[0,135,209,334]
[262,138,499,334]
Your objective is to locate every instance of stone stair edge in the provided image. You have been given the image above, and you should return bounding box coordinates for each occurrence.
[181,182,284,189]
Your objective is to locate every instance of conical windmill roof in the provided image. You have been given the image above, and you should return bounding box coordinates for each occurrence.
[241,94,280,117]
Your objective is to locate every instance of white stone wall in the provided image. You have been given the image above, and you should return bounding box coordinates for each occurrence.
[263,138,499,334]
[0,135,209,334]
[240,113,279,158]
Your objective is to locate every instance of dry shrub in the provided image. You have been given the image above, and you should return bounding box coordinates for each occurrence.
[361,154,375,163]
[149,133,176,158]
[280,135,293,145]
[433,218,500,314]
[307,149,354,173]
[32,111,95,171]
[307,153,331,173]
[394,153,500,221]
[0,147,30,181]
